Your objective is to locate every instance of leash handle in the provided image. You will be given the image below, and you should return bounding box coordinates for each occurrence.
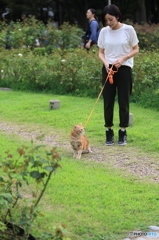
[108,66,118,84]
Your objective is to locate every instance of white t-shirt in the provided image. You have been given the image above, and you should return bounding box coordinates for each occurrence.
[98,24,139,68]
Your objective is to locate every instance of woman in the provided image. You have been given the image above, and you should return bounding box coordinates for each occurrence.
[84,8,100,49]
[98,4,139,146]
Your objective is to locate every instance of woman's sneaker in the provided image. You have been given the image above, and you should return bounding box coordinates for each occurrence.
[118,129,127,146]
[106,129,114,146]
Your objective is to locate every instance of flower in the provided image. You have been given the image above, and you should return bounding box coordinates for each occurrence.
[18,53,23,57]
[1,70,4,73]
[61,59,66,62]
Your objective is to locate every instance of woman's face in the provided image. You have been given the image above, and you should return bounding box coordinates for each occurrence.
[105,14,118,29]
[86,9,94,20]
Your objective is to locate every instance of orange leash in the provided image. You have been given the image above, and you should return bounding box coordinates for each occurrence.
[84,65,118,128]
[108,67,118,84]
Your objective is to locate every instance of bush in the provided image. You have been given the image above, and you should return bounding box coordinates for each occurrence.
[125,20,159,50]
[0,18,84,51]
[0,37,159,110]
[135,23,159,50]
[0,46,102,97]
[131,49,159,110]
[0,140,71,239]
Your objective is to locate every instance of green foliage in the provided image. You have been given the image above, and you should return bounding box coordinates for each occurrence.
[135,23,159,50]
[0,140,64,239]
[0,18,84,50]
[0,17,45,49]
[1,46,159,109]
[131,49,159,110]
[0,46,102,97]
[59,22,84,49]
[125,21,159,50]
[1,19,159,110]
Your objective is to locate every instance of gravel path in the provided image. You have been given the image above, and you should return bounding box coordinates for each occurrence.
[1,121,159,183]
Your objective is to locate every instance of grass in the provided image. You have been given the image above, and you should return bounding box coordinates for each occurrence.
[1,90,159,240]
[1,90,159,152]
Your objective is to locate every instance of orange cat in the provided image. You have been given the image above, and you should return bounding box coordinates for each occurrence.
[70,123,92,159]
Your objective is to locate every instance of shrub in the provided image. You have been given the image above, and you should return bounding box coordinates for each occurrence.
[0,140,72,239]
[131,49,159,110]
[0,42,159,110]
[0,47,102,97]
[0,18,46,49]
[125,20,159,50]
[0,18,84,51]
[59,22,84,49]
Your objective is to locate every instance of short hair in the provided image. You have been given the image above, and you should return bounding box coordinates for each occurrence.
[102,4,122,26]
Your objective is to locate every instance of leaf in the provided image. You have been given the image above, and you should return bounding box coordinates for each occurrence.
[0,193,13,199]
[0,198,9,206]
[39,172,47,178]
[40,232,54,239]
[30,171,41,179]
[38,159,48,163]
[0,193,13,203]
[43,166,54,172]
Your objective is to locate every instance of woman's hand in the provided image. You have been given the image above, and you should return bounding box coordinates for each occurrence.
[113,56,125,68]
[85,42,91,49]
[105,63,109,72]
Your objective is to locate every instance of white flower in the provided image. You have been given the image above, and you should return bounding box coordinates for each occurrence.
[18,53,23,57]
[61,59,66,62]
[19,29,21,31]
[1,70,4,73]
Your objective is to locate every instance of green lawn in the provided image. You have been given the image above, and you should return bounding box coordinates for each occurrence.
[0,90,159,240]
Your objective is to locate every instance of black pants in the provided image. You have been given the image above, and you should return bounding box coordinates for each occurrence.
[102,65,132,128]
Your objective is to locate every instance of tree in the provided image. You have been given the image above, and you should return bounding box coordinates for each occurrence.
[145,0,159,23]
[0,0,158,26]
[136,0,146,23]
[0,0,55,23]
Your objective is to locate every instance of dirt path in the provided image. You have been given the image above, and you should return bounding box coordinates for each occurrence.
[1,121,159,183]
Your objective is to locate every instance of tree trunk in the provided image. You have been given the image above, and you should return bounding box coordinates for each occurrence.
[136,0,146,23]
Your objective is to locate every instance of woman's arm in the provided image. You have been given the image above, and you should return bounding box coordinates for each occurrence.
[98,48,109,71]
[85,21,98,49]
[113,44,139,68]
[89,21,98,42]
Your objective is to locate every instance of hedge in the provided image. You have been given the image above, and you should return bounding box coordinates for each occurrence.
[0,47,159,110]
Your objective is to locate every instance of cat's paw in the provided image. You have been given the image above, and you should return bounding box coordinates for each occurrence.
[88,148,92,153]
